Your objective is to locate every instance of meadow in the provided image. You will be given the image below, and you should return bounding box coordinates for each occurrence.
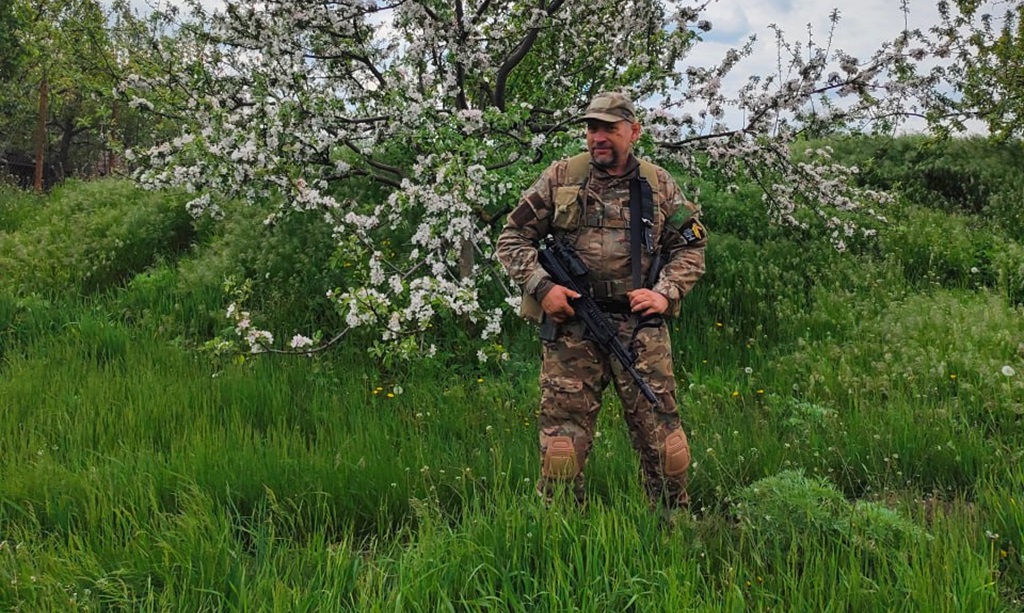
[1,136,1023,611]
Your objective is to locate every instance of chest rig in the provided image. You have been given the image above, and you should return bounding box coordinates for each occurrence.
[560,153,660,301]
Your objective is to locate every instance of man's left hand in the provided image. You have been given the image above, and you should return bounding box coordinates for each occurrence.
[627,289,668,316]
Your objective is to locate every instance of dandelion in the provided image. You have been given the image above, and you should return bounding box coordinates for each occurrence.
[756,389,765,395]
[731,391,740,397]
[950,374,957,380]
[744,367,753,375]
[1001,365,1016,377]
[386,393,395,398]
[715,322,724,328]
[477,377,484,383]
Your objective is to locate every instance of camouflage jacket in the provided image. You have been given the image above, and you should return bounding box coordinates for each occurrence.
[496,153,706,318]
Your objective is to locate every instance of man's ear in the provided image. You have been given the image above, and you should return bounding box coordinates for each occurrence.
[630,121,642,142]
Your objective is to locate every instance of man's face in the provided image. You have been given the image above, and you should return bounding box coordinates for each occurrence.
[586,119,640,173]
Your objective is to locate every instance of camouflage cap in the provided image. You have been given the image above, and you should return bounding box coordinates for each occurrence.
[581,91,637,123]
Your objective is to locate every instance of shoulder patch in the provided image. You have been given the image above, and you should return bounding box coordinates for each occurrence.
[679,220,707,245]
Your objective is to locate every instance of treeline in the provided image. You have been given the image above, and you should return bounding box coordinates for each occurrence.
[0,0,178,190]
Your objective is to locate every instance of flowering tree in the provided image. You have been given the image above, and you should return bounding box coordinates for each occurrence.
[119,0,1000,361]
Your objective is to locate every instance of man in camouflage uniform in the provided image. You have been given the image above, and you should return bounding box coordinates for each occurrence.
[496,91,706,511]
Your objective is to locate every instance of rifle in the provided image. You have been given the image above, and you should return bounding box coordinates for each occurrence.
[536,236,662,408]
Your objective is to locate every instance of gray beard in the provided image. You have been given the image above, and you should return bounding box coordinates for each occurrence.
[590,149,620,169]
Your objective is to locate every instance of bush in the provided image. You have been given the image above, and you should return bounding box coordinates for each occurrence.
[114,265,227,342]
[0,184,44,233]
[179,202,353,335]
[0,292,65,362]
[827,135,1024,237]
[0,179,196,296]
[880,206,999,290]
[992,239,1024,306]
[732,470,848,546]
[732,470,927,553]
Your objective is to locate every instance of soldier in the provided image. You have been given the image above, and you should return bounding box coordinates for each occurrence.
[496,91,707,513]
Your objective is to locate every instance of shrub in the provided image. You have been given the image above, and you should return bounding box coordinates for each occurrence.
[880,206,999,290]
[992,239,1024,306]
[827,135,1024,236]
[0,179,195,296]
[178,202,353,337]
[114,265,226,342]
[846,501,929,551]
[732,470,848,547]
[0,292,64,362]
[0,184,44,233]
[732,470,928,553]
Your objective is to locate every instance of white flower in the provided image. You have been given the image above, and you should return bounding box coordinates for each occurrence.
[1001,365,1017,377]
[289,334,314,349]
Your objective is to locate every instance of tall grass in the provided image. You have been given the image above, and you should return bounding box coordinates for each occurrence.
[2,138,1023,610]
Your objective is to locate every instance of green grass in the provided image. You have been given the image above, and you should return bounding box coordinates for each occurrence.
[2,139,1024,610]
[1,285,1021,610]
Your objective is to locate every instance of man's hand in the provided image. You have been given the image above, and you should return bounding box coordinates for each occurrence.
[540,285,581,323]
[627,288,668,316]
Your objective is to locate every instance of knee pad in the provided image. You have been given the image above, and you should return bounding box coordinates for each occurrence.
[542,436,580,479]
[663,430,690,476]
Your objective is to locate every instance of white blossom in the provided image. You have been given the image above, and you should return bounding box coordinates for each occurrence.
[118,0,974,362]
[289,334,314,349]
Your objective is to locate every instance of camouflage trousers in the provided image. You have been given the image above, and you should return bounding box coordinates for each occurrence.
[536,314,691,509]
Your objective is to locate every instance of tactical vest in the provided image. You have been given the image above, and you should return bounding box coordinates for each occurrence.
[519,153,661,322]
[564,153,661,197]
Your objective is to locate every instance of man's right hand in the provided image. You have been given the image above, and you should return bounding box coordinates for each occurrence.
[540,285,581,323]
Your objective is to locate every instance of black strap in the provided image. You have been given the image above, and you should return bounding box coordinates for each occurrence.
[629,175,657,288]
[628,174,662,349]
[629,177,643,290]
[639,176,655,254]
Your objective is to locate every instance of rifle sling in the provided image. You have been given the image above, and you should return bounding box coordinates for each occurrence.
[629,177,643,290]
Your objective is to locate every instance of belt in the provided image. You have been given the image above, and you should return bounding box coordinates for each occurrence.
[593,299,633,315]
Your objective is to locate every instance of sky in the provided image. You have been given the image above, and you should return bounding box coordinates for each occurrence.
[680,0,972,132]
[686,0,977,80]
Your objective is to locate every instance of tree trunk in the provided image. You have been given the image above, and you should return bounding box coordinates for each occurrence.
[58,114,75,179]
[459,238,475,279]
[34,74,49,193]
